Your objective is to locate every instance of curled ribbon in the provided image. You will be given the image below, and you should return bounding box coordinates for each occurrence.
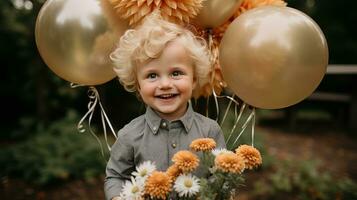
[71,84,117,156]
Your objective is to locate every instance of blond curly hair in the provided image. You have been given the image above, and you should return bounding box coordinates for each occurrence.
[110,12,211,99]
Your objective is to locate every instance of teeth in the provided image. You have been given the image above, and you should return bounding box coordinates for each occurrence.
[157,94,176,98]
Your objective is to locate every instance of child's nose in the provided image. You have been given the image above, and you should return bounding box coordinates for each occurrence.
[159,76,172,89]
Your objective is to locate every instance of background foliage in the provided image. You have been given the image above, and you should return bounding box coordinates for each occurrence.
[1,0,356,199]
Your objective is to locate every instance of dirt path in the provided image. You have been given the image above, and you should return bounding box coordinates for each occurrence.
[259,126,357,179]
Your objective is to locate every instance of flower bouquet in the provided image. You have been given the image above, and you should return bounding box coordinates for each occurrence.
[117,138,262,200]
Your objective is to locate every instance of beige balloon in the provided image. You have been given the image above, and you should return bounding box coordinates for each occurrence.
[35,0,128,85]
[219,6,328,109]
[194,0,242,29]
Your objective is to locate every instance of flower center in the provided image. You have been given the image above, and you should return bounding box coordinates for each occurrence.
[140,169,147,177]
[184,179,193,188]
[131,186,139,193]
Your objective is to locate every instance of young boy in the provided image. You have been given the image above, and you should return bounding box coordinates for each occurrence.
[104,14,226,200]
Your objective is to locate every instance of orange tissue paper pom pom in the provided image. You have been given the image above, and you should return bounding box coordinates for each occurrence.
[109,0,204,26]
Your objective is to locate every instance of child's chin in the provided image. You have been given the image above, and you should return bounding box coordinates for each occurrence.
[156,108,176,114]
[156,107,180,116]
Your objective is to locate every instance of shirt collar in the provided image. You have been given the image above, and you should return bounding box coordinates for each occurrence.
[145,103,194,135]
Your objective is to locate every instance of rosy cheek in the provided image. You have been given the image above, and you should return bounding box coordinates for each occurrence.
[141,84,156,93]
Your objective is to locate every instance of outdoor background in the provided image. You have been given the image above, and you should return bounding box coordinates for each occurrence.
[1,0,356,199]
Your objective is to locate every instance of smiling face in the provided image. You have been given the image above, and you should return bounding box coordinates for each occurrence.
[136,40,197,121]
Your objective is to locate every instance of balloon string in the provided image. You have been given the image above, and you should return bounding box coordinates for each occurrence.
[251,108,256,147]
[231,108,255,149]
[234,100,238,119]
[226,103,246,148]
[76,86,117,157]
[212,87,240,124]
[212,88,219,121]
[208,83,257,149]
[76,87,105,157]
[219,94,235,127]
[212,89,241,110]
[76,86,97,133]
[70,82,85,88]
[98,97,118,151]
[211,87,239,122]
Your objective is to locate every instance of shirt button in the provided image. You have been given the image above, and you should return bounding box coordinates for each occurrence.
[153,126,157,131]
[171,143,177,148]
[161,122,167,128]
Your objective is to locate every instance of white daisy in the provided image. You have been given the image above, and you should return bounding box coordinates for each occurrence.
[132,161,156,185]
[211,148,232,157]
[120,177,143,200]
[174,174,200,197]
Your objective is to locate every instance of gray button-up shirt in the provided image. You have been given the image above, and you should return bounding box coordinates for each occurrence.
[104,104,226,200]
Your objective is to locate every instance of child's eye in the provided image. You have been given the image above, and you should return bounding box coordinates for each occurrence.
[147,73,157,79]
[171,71,183,77]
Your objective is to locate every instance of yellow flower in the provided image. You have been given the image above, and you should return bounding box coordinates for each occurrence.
[172,151,199,173]
[166,165,182,182]
[215,152,245,173]
[235,145,262,169]
[190,138,216,152]
[144,171,172,200]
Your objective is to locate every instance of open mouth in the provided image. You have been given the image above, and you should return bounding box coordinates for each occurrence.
[155,93,179,99]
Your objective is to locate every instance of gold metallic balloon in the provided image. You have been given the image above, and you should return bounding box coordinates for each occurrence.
[219,6,328,109]
[194,0,242,29]
[35,0,128,85]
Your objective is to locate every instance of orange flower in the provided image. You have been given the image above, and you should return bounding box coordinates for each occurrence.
[166,165,182,182]
[109,0,203,25]
[144,171,172,199]
[235,145,262,169]
[215,152,245,173]
[160,0,203,25]
[172,151,199,173]
[190,138,216,152]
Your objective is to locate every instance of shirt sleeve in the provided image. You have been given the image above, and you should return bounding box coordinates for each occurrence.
[209,121,226,149]
[104,132,134,200]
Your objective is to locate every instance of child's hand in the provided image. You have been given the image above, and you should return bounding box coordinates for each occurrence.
[112,196,122,200]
